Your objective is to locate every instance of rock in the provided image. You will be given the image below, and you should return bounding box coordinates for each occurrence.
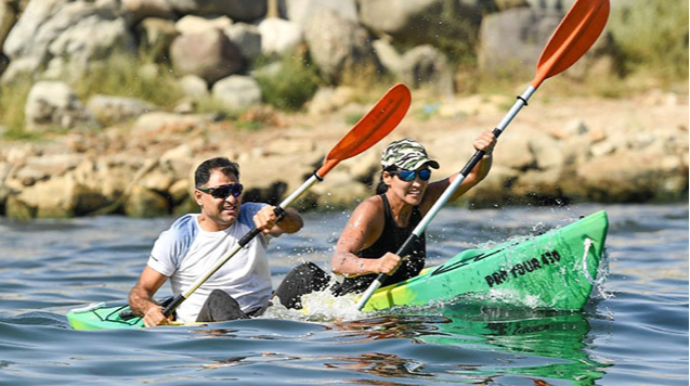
[132,112,212,134]
[264,137,315,155]
[168,0,267,22]
[87,95,158,126]
[212,75,262,111]
[178,75,209,99]
[13,154,82,186]
[372,39,403,78]
[125,185,170,217]
[224,22,262,60]
[478,7,561,76]
[24,81,100,132]
[175,14,233,35]
[283,0,358,26]
[303,9,379,83]
[121,0,175,24]
[136,18,178,61]
[311,170,368,209]
[0,0,17,54]
[15,174,107,218]
[400,45,454,96]
[494,0,529,11]
[3,0,136,82]
[140,167,174,192]
[160,144,195,181]
[308,86,356,116]
[169,179,191,205]
[170,29,243,84]
[257,17,303,56]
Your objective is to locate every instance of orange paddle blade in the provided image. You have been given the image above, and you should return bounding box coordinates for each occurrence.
[317,84,411,176]
[532,0,610,88]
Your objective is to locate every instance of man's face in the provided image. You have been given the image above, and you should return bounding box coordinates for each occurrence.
[194,169,242,230]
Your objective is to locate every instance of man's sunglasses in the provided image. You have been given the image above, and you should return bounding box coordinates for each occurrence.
[389,168,432,182]
[198,183,244,199]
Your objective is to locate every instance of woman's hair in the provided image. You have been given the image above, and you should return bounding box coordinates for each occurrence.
[375,166,398,194]
[195,157,240,189]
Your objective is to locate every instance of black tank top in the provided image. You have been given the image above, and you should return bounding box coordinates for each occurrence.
[333,194,426,295]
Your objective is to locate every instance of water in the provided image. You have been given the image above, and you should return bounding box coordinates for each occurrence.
[0,204,687,385]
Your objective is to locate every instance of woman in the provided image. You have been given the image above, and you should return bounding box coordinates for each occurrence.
[330,131,496,295]
[273,131,496,309]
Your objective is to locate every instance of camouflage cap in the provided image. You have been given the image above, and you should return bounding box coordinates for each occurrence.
[381,138,440,170]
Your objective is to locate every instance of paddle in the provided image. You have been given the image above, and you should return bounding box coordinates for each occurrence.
[355,0,610,311]
[160,83,412,318]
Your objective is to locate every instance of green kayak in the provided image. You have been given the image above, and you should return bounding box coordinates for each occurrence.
[67,211,608,331]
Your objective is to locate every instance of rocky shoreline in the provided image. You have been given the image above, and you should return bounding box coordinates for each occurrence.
[1,89,687,219]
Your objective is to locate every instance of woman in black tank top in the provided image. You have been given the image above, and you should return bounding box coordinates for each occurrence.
[331,134,497,296]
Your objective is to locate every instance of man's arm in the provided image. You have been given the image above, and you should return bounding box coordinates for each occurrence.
[129,266,170,327]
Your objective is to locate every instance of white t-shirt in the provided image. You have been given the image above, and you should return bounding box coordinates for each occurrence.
[147,203,272,323]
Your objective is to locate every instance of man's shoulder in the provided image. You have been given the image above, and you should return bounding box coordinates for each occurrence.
[160,214,199,243]
[239,202,267,223]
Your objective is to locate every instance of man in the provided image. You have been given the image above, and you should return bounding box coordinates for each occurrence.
[129,157,303,327]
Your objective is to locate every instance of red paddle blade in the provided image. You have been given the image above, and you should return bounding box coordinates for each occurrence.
[532,0,610,88]
[317,84,411,177]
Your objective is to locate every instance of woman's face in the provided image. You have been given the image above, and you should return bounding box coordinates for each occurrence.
[383,166,431,206]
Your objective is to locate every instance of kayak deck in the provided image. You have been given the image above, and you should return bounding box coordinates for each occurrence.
[363,210,608,311]
[67,211,608,330]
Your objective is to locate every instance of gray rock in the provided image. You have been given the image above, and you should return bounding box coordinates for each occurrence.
[136,18,178,61]
[175,14,233,35]
[478,7,561,76]
[125,185,170,217]
[212,75,262,111]
[303,9,379,82]
[178,75,209,99]
[87,95,158,125]
[372,39,403,77]
[283,0,358,26]
[168,0,267,22]
[121,0,175,24]
[0,0,17,54]
[224,22,262,60]
[170,29,243,84]
[132,112,212,134]
[2,0,136,82]
[25,81,100,132]
[257,17,303,56]
[399,45,453,97]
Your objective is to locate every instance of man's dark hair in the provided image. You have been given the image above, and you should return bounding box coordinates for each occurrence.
[195,157,240,189]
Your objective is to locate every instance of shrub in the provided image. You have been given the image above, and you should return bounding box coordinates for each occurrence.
[254,52,320,111]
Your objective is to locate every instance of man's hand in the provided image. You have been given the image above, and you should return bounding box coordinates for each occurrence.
[143,305,171,327]
[253,206,280,235]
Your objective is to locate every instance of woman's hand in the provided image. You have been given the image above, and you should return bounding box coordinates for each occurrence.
[376,252,402,275]
[473,130,497,155]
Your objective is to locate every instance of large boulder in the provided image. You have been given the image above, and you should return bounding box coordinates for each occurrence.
[25,81,100,132]
[87,95,158,126]
[170,29,243,84]
[175,15,233,35]
[257,18,303,56]
[168,0,267,22]
[2,0,136,83]
[0,0,17,54]
[212,75,262,111]
[399,45,453,97]
[281,0,358,26]
[121,0,175,24]
[303,9,379,82]
[224,23,263,60]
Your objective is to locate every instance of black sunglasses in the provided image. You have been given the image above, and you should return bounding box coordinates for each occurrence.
[389,168,432,182]
[198,183,244,199]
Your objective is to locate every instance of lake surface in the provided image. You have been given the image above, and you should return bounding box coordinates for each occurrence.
[0,203,687,385]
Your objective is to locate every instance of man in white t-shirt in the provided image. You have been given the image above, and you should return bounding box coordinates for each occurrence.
[128,157,303,327]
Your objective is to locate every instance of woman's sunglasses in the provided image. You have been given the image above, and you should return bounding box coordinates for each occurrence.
[198,183,244,199]
[389,168,432,182]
